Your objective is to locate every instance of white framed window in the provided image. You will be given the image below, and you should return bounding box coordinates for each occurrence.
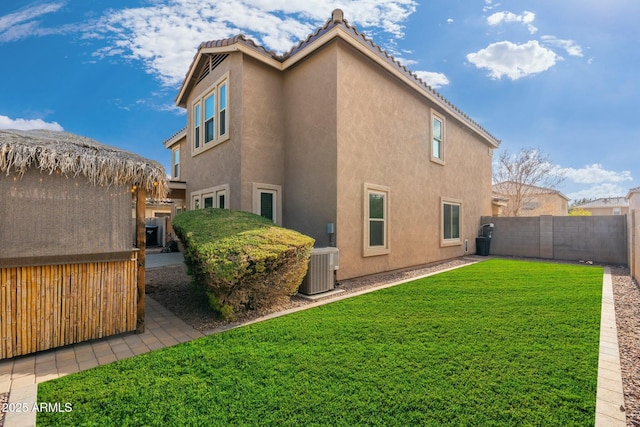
[172,147,180,179]
[441,197,462,247]
[219,82,227,137]
[204,92,215,144]
[194,104,201,149]
[191,184,229,210]
[613,208,621,215]
[192,73,229,154]
[363,183,390,257]
[431,110,445,164]
[252,183,282,225]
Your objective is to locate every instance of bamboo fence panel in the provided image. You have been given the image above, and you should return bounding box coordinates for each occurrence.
[0,252,138,359]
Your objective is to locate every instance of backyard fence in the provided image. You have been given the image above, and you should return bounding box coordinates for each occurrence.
[630,210,640,284]
[0,251,138,360]
[482,215,628,266]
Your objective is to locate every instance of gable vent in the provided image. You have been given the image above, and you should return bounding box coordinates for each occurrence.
[196,54,229,84]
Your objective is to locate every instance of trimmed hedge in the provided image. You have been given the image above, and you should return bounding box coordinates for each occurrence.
[172,209,315,320]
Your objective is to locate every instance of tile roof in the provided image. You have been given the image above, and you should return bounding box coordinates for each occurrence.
[176,9,500,147]
[574,197,629,208]
[493,181,570,200]
[162,126,186,148]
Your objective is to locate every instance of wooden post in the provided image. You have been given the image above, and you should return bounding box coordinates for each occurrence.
[136,188,146,333]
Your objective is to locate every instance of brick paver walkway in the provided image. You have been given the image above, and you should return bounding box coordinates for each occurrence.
[0,297,203,427]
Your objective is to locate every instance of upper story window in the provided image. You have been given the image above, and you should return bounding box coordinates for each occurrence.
[194,104,201,149]
[431,110,445,164]
[192,73,229,155]
[172,147,180,179]
[204,93,215,143]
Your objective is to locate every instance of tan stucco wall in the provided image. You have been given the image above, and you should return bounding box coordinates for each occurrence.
[176,40,496,280]
[333,40,493,279]
[629,192,640,210]
[0,169,132,259]
[239,54,285,212]
[182,54,243,209]
[583,206,629,216]
[518,193,568,216]
[282,43,338,247]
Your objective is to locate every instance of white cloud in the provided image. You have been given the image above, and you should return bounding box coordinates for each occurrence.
[567,183,629,201]
[561,164,633,201]
[87,0,418,87]
[487,10,537,34]
[466,40,560,80]
[0,1,66,42]
[0,115,64,131]
[2,1,418,87]
[483,0,501,12]
[447,18,454,24]
[414,71,450,89]
[560,164,632,184]
[541,35,583,57]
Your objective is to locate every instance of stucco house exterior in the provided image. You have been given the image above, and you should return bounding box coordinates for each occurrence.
[492,182,569,217]
[628,187,640,211]
[165,9,500,280]
[573,197,629,216]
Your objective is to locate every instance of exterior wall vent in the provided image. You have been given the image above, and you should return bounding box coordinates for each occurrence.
[298,247,339,295]
[196,54,229,84]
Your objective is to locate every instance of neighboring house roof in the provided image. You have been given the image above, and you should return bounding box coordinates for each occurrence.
[175,9,500,149]
[0,129,168,198]
[163,126,186,149]
[627,186,640,199]
[574,197,629,208]
[493,181,570,201]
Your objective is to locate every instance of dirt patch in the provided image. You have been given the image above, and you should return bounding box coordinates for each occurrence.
[145,258,473,332]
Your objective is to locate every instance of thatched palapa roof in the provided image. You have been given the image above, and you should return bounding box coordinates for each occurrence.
[0,129,168,198]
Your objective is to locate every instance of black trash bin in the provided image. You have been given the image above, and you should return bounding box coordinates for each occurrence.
[476,236,491,256]
[145,225,159,247]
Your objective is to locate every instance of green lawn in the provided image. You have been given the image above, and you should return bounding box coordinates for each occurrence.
[38,259,603,426]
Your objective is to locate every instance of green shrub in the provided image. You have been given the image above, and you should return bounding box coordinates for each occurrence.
[172,209,314,320]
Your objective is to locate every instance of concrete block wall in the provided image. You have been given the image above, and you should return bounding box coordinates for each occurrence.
[482,215,628,265]
[482,216,540,258]
[554,216,627,265]
[630,210,640,282]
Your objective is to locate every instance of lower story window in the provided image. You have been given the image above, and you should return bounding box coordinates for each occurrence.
[363,183,390,256]
[252,183,282,225]
[191,185,229,210]
[441,197,462,246]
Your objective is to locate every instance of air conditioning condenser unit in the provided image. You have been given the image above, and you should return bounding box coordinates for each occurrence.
[298,247,339,295]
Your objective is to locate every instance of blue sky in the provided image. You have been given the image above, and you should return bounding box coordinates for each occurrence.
[1,0,638,202]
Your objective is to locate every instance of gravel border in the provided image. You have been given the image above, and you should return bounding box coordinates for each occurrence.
[611,266,640,426]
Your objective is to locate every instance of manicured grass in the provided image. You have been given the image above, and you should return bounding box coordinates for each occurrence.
[38,259,603,426]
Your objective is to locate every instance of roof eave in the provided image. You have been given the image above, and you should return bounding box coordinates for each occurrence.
[174,11,501,148]
[175,44,284,107]
[163,127,186,149]
[280,25,501,148]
